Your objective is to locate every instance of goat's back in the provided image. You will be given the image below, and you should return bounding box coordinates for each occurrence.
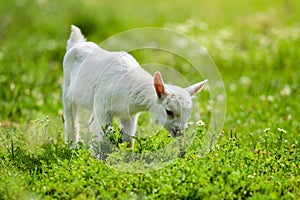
[63,42,141,110]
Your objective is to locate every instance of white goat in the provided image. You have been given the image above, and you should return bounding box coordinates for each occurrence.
[63,25,207,148]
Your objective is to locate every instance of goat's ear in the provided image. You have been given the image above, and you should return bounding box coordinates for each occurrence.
[154,71,165,99]
[186,79,208,97]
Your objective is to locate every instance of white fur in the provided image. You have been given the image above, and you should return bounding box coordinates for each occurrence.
[63,25,207,148]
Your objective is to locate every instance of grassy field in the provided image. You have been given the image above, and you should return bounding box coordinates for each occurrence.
[1,0,300,199]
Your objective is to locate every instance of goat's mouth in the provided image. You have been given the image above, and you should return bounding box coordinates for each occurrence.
[170,128,182,138]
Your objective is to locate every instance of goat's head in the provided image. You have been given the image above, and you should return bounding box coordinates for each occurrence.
[151,71,207,137]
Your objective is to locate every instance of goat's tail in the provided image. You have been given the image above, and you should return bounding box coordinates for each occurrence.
[66,25,86,51]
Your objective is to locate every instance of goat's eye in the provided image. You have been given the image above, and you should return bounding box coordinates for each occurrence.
[166,109,174,117]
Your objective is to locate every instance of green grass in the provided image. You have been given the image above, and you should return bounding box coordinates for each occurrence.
[1,0,300,199]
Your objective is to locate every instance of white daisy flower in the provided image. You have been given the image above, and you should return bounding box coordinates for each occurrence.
[277,128,287,133]
[280,85,291,96]
[264,128,270,132]
[196,120,205,127]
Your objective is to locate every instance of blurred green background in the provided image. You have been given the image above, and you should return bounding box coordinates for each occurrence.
[1,0,299,125]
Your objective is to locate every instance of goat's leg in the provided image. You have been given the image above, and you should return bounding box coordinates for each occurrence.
[120,114,138,148]
[72,103,80,143]
[90,110,113,139]
[63,99,79,148]
[89,110,113,158]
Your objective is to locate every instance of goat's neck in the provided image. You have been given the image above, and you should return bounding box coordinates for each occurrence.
[128,70,157,114]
